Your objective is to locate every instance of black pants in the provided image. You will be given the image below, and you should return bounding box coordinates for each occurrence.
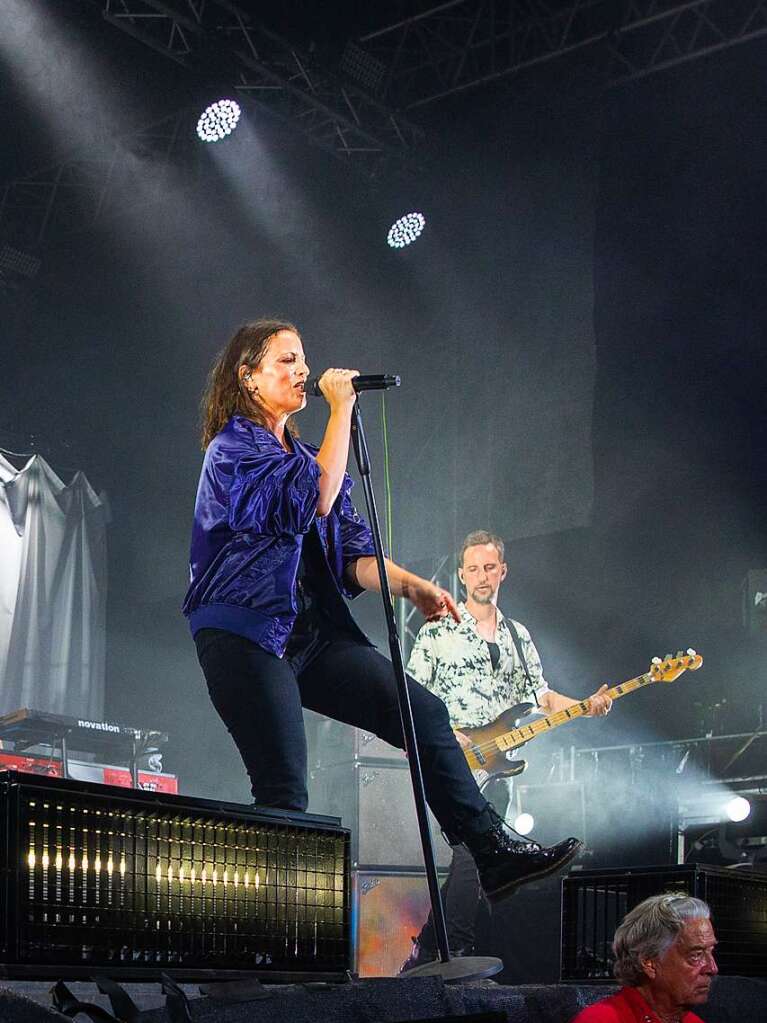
[417,844,487,953]
[194,629,488,839]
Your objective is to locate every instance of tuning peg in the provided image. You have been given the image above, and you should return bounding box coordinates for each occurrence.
[675,650,683,658]
[664,653,672,661]
[651,656,661,664]
[687,648,696,656]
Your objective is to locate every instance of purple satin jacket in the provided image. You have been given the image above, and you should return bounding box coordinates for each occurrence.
[182,415,376,655]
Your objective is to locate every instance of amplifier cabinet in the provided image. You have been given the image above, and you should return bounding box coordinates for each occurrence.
[742,569,767,632]
[309,715,405,767]
[353,869,447,977]
[562,863,767,981]
[516,781,587,850]
[309,761,452,869]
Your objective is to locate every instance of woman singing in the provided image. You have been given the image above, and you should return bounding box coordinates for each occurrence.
[183,318,579,905]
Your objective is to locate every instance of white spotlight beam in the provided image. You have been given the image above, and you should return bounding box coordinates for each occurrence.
[85,0,425,179]
[0,108,188,249]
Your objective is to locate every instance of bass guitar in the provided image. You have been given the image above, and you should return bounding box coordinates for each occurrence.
[461,649,702,779]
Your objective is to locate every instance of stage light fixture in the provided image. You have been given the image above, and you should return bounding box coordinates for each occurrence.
[0,771,351,980]
[513,812,535,836]
[0,245,41,279]
[196,99,241,143]
[387,212,425,249]
[724,796,751,822]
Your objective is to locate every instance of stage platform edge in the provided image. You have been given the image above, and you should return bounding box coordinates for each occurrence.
[0,974,765,1023]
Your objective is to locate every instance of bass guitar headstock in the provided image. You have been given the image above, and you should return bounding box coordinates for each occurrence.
[649,649,703,682]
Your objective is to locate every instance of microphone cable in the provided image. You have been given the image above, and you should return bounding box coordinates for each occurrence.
[381,391,394,560]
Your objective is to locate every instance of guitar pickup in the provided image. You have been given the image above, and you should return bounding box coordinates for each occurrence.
[471,745,487,766]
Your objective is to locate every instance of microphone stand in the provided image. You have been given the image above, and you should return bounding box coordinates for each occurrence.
[350,396,501,982]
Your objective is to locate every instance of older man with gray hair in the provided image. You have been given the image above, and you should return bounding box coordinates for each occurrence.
[571,893,717,1023]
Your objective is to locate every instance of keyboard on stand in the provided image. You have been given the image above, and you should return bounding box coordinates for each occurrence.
[0,707,170,788]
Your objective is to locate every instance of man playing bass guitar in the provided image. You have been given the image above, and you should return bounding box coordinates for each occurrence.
[401,529,612,972]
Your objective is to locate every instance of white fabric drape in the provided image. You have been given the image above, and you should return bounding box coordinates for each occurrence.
[0,454,108,718]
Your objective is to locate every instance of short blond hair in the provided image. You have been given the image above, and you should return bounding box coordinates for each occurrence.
[459,530,505,567]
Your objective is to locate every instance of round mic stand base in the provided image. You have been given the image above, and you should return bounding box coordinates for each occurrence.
[402,955,504,982]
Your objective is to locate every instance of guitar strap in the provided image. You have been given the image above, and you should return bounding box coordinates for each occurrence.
[504,616,540,707]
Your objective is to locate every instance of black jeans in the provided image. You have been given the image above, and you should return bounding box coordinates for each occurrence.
[194,629,488,839]
[417,844,487,953]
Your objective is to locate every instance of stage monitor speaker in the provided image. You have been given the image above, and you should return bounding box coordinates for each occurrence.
[561,862,767,981]
[353,869,447,978]
[309,761,452,869]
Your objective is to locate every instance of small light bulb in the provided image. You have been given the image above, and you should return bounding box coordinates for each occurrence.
[513,812,535,836]
[724,796,751,822]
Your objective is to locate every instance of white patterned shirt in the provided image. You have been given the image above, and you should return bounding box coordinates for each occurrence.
[406,603,550,728]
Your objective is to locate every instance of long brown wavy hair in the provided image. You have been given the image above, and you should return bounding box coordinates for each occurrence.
[200,318,300,449]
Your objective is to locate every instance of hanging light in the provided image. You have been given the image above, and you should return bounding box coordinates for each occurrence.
[196,99,241,142]
[387,212,426,249]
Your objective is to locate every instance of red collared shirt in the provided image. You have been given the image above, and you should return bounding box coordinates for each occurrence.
[571,986,705,1023]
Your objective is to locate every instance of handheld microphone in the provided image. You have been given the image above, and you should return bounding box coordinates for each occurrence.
[306,374,401,396]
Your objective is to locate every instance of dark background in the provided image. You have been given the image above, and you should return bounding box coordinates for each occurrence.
[1,1,765,811]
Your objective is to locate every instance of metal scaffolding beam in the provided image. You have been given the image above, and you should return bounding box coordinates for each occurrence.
[357,0,767,108]
[0,108,187,270]
[92,0,424,178]
[0,1,425,277]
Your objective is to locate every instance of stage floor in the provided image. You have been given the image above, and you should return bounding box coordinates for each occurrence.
[2,974,766,1022]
